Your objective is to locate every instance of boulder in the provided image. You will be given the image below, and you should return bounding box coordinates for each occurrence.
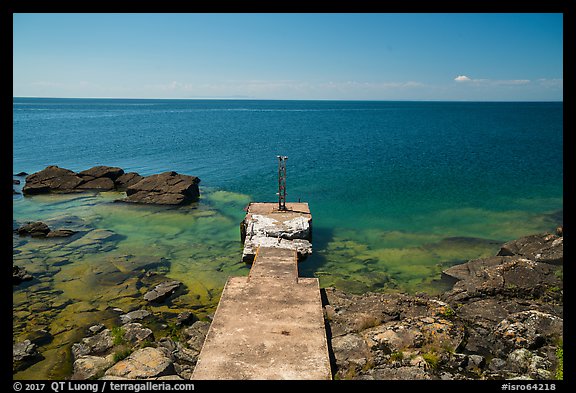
[120,310,151,324]
[122,171,200,205]
[121,323,154,344]
[13,179,21,185]
[71,329,114,359]
[17,221,51,237]
[144,280,182,303]
[13,265,33,284]
[13,339,41,372]
[72,354,114,380]
[442,258,562,303]
[183,321,211,352]
[115,172,144,190]
[104,347,175,379]
[76,177,115,191]
[498,233,563,265]
[493,310,563,354]
[23,166,84,194]
[78,166,124,181]
[177,311,197,325]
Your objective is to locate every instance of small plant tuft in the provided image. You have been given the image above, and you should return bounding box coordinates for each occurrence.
[422,350,440,369]
[111,326,126,345]
[389,351,404,363]
[113,348,132,363]
[555,346,563,380]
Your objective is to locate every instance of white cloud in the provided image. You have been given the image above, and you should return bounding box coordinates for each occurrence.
[454,75,532,86]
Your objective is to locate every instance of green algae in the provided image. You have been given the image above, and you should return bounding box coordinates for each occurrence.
[13,187,562,379]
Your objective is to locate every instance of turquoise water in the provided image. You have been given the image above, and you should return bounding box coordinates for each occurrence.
[12,98,562,379]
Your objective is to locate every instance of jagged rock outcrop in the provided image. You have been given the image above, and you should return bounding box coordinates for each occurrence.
[21,165,200,206]
[121,171,200,205]
[326,231,563,380]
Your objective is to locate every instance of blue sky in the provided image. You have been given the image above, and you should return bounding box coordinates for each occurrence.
[13,13,563,101]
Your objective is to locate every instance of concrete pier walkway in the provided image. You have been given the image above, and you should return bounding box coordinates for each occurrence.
[191,203,332,380]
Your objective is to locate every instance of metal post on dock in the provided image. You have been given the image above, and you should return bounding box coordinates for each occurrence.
[277,155,288,211]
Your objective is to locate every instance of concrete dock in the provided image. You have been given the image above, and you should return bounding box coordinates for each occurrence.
[191,203,332,380]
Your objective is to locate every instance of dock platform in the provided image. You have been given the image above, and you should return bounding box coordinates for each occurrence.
[191,203,331,380]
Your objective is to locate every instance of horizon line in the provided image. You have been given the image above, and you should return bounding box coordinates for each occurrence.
[12,96,564,103]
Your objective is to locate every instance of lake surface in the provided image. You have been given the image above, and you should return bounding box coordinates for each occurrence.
[12,98,563,379]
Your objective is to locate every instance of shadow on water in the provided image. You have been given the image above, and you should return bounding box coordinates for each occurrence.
[298,225,335,279]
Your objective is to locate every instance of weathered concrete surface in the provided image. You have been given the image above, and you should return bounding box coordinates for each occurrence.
[191,275,331,379]
[193,202,331,380]
[241,202,313,263]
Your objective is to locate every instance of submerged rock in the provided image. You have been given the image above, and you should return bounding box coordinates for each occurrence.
[46,229,77,238]
[16,221,51,237]
[13,340,41,372]
[110,254,168,273]
[120,310,151,324]
[144,280,182,303]
[13,265,33,284]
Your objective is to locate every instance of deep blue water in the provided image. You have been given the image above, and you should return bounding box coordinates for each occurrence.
[13,98,563,227]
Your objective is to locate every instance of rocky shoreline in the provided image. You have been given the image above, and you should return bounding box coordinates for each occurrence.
[13,229,561,380]
[13,166,563,380]
[324,229,563,380]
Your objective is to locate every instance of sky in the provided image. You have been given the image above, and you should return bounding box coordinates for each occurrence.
[13,13,563,101]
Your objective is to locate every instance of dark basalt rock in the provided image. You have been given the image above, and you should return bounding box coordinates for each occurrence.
[326,231,563,380]
[122,171,200,205]
[23,166,84,195]
[78,165,124,181]
[13,265,33,284]
[22,165,200,205]
[16,221,51,238]
[115,172,144,190]
[498,233,563,265]
[76,177,116,191]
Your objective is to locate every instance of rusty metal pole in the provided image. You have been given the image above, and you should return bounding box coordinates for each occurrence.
[277,156,288,211]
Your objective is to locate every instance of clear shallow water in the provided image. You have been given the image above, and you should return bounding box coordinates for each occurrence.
[12,98,562,379]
